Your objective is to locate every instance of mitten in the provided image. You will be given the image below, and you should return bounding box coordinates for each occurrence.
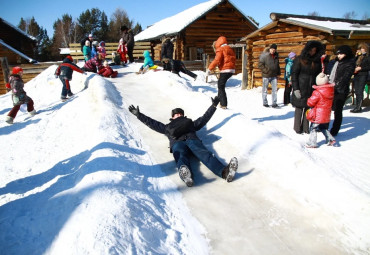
[211,96,220,107]
[129,105,140,116]
[294,90,301,99]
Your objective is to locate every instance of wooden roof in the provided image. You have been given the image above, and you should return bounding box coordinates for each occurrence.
[242,13,370,40]
[135,0,258,41]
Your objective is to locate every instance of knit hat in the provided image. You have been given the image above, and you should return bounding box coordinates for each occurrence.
[270,44,277,50]
[316,72,329,86]
[171,108,184,117]
[120,25,128,31]
[88,34,93,38]
[288,52,296,59]
[66,55,73,61]
[12,66,23,74]
[336,45,353,56]
[92,41,99,46]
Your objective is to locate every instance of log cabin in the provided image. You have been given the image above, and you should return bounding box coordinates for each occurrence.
[0,18,38,95]
[134,0,258,74]
[241,13,370,89]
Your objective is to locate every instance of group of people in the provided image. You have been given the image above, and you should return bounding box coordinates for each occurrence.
[4,34,369,187]
[262,41,369,148]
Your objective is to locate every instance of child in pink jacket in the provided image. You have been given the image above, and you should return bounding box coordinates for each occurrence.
[305,72,336,148]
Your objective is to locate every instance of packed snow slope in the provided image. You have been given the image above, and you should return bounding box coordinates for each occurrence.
[0,63,369,255]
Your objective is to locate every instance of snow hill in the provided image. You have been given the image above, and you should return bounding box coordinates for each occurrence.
[0,63,369,255]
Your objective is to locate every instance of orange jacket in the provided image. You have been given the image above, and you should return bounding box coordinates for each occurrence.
[208,36,236,71]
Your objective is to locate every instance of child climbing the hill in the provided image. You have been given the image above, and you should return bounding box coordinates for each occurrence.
[5,66,36,124]
[136,50,156,74]
[305,72,336,148]
[98,61,118,78]
[55,55,85,101]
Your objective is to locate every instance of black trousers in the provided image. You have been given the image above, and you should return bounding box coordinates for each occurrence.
[127,45,134,63]
[218,73,233,107]
[284,78,292,105]
[330,93,346,136]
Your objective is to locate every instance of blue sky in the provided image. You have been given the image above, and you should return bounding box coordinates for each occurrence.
[0,0,369,37]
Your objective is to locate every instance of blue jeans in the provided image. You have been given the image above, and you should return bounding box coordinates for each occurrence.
[262,77,277,105]
[307,123,335,147]
[172,139,225,177]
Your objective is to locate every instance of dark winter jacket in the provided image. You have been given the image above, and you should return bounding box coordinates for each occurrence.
[9,74,31,106]
[291,41,324,108]
[161,39,174,59]
[332,57,356,95]
[258,48,281,78]
[136,104,217,152]
[122,30,135,48]
[355,53,370,77]
[55,58,84,80]
[307,83,334,124]
[163,59,185,74]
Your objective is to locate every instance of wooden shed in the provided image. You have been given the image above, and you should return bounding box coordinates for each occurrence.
[134,0,258,74]
[241,13,370,89]
[0,18,38,94]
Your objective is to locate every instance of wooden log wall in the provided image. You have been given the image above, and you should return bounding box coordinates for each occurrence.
[246,21,370,89]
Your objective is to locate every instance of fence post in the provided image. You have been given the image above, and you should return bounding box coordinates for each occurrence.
[0,57,10,83]
[241,46,248,90]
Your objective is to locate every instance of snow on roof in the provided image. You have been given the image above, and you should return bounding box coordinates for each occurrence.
[0,18,37,41]
[135,0,257,41]
[286,17,370,33]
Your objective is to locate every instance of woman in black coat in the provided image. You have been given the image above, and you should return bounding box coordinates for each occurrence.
[329,45,356,136]
[291,41,324,134]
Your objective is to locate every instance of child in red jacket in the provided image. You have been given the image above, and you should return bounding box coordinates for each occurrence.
[117,38,127,65]
[98,61,118,78]
[305,72,336,148]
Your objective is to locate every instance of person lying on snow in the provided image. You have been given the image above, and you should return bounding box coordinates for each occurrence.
[128,96,238,187]
[162,57,197,80]
[98,61,118,78]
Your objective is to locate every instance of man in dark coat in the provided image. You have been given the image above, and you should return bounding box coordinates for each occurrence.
[128,97,238,187]
[55,55,85,100]
[161,37,174,60]
[258,44,281,107]
[162,58,197,80]
[328,45,356,136]
[291,40,324,134]
[121,25,135,63]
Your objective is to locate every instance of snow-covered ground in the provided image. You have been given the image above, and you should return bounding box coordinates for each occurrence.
[0,63,369,255]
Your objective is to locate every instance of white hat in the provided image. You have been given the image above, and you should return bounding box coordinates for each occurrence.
[316,72,329,86]
[88,34,93,38]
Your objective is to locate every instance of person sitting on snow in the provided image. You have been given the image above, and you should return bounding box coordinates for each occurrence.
[128,96,238,187]
[82,53,104,73]
[98,61,118,78]
[136,50,155,74]
[162,57,197,80]
[55,55,85,101]
[5,66,36,124]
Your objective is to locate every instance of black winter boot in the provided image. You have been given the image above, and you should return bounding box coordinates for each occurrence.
[350,100,362,113]
[221,157,238,182]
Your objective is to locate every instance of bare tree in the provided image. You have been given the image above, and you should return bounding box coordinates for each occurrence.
[343,11,357,19]
[307,11,320,17]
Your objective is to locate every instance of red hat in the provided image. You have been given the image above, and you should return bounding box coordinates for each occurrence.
[66,55,73,61]
[12,66,23,74]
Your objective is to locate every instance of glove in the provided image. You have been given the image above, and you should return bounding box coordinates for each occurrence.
[294,90,301,99]
[211,96,220,107]
[205,69,210,76]
[129,105,140,116]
